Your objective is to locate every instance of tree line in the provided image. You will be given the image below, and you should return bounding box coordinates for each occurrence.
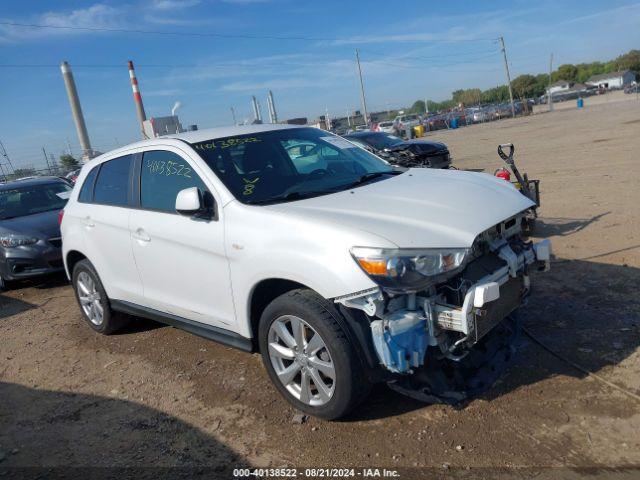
[410,49,639,113]
[4,154,80,181]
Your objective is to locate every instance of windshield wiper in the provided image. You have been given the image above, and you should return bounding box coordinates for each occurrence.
[344,170,402,189]
[247,191,315,205]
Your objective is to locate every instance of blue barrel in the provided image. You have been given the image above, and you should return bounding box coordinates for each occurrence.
[450,117,459,129]
[577,98,584,108]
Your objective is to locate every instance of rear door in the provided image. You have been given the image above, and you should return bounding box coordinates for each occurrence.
[128,147,235,329]
[77,154,144,303]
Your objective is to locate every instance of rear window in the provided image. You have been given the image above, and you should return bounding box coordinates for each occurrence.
[78,166,99,203]
[93,155,132,206]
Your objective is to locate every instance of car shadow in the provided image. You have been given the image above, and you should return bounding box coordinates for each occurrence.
[5,272,70,291]
[0,381,249,476]
[344,256,640,421]
[115,316,166,335]
[0,295,36,319]
[534,212,610,237]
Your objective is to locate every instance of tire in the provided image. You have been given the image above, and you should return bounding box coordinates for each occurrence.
[258,289,370,420]
[71,259,128,334]
[0,274,8,291]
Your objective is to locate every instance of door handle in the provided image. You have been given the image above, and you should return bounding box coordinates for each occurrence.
[132,228,151,243]
[84,216,95,228]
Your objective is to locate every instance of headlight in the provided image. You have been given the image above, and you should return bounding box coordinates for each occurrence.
[0,235,39,248]
[351,246,469,292]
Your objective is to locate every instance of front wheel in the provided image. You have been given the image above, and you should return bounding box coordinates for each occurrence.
[258,289,370,420]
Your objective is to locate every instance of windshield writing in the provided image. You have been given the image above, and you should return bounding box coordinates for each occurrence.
[191,128,395,205]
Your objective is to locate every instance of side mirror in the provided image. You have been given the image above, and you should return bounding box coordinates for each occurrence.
[175,187,205,216]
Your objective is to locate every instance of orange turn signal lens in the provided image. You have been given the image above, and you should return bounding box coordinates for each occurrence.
[357,258,388,276]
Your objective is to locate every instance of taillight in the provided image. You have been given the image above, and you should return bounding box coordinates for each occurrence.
[58,209,65,226]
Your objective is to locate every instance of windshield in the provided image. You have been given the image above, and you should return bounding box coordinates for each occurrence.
[0,182,72,220]
[191,128,396,205]
[356,133,404,150]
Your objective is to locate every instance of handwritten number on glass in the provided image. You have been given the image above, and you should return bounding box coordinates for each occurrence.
[148,160,192,178]
[243,177,259,195]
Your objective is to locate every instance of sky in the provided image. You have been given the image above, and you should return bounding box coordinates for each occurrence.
[1,0,639,169]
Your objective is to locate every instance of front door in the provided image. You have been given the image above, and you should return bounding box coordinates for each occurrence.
[128,148,235,329]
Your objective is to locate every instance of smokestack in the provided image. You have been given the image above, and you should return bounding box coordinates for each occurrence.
[60,61,93,161]
[251,95,262,123]
[128,60,147,138]
[171,101,182,117]
[267,90,278,123]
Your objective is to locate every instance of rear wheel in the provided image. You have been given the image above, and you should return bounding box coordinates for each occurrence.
[258,289,370,420]
[72,259,128,334]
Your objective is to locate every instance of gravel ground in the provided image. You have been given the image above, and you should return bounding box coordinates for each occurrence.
[1,95,639,477]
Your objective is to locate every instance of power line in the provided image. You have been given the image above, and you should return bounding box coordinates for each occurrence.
[362,51,500,70]
[0,51,500,71]
[358,46,498,62]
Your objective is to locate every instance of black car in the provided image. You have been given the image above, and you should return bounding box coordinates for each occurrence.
[343,132,452,169]
[0,177,72,289]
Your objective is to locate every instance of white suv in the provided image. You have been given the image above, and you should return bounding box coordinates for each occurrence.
[61,125,550,419]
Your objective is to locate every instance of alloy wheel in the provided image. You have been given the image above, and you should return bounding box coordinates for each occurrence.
[267,315,336,406]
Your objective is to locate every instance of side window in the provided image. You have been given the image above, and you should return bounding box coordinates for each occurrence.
[78,166,99,203]
[93,155,132,206]
[140,150,207,213]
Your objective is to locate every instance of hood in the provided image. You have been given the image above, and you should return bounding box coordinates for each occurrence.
[268,169,534,248]
[0,210,61,239]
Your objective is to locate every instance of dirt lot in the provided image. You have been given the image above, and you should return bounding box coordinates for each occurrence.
[1,96,639,477]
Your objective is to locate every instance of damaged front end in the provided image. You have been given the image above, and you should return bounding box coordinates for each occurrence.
[336,214,551,402]
[378,145,451,169]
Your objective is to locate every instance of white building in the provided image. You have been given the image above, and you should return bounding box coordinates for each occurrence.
[143,115,184,138]
[547,80,573,95]
[586,70,635,89]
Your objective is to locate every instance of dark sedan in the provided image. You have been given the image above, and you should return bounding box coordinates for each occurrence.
[0,177,72,289]
[344,132,452,169]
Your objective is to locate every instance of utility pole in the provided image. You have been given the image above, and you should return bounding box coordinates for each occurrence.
[42,147,52,174]
[230,107,237,125]
[355,49,369,126]
[0,140,15,174]
[548,53,554,112]
[499,36,516,118]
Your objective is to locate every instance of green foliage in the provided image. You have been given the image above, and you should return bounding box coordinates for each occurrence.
[452,88,482,106]
[551,64,579,82]
[419,49,639,113]
[426,99,455,112]
[59,154,80,171]
[8,168,37,180]
[511,74,537,99]
[480,85,510,104]
[409,100,426,114]
[612,49,640,80]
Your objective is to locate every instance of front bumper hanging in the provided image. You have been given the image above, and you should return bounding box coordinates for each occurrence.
[335,238,551,403]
